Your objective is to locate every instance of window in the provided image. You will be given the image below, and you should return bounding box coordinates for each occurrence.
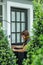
[11,7,28,45]
[0,5,2,26]
[0,0,3,2]
[0,0,3,26]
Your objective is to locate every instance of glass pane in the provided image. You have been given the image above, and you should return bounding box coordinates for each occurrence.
[17,12,20,21]
[0,5,2,15]
[21,37,24,42]
[0,17,2,21]
[12,12,15,21]
[21,12,25,21]
[12,34,15,43]
[12,23,15,32]
[0,17,2,26]
[17,33,20,43]
[0,0,3,2]
[17,23,20,32]
[21,23,25,31]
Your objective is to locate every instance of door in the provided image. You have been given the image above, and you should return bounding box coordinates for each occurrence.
[11,7,28,45]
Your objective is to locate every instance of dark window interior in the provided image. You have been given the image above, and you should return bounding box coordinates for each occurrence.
[0,0,3,2]
[0,5,2,26]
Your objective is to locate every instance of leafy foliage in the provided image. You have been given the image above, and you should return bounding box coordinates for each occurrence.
[22,0,43,65]
[0,25,17,65]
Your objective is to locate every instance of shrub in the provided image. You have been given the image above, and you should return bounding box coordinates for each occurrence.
[0,25,17,65]
[22,0,43,65]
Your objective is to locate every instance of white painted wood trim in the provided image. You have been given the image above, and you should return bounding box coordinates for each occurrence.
[7,1,33,47]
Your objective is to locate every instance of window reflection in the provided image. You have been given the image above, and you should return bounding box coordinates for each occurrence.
[21,12,25,21]
[0,5,2,26]
[21,37,24,42]
[12,12,15,21]
[12,34,15,43]
[0,5,2,15]
[16,12,20,21]
[17,23,20,32]
[21,23,25,31]
[17,33,20,43]
[12,23,15,32]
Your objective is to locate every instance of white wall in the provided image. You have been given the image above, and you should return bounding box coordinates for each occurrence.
[7,0,32,5]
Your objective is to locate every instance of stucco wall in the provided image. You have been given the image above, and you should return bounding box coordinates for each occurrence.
[7,0,32,4]
[3,0,32,4]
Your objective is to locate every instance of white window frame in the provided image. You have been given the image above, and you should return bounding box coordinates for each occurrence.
[7,1,33,47]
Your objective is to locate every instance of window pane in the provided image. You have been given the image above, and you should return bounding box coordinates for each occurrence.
[0,0,3,2]
[12,23,15,32]
[21,12,25,21]
[0,5,2,15]
[17,33,20,43]
[0,17,2,26]
[12,12,15,21]
[21,23,25,31]
[16,12,20,21]
[21,37,24,42]
[12,34,15,43]
[0,17,2,21]
[17,23,20,32]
